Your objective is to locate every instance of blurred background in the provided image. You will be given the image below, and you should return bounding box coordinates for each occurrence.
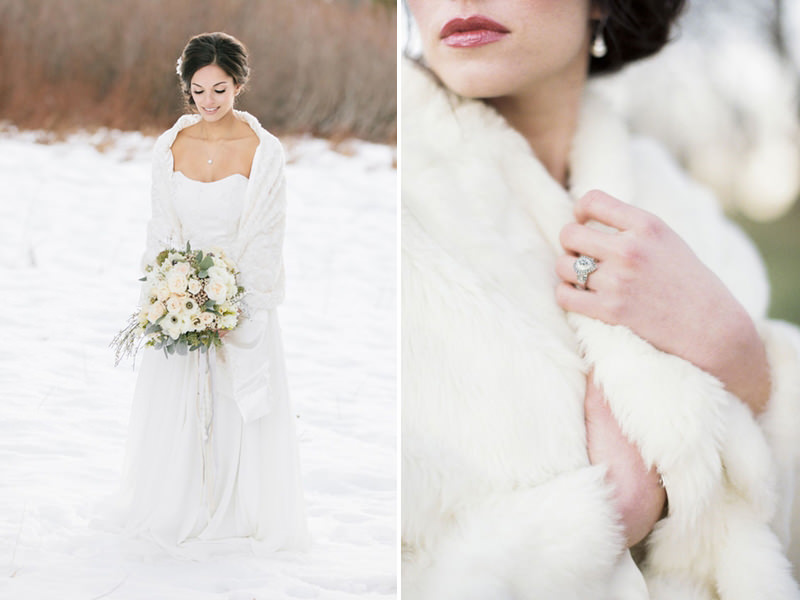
[403,0,800,325]
[0,0,396,142]
[591,0,800,325]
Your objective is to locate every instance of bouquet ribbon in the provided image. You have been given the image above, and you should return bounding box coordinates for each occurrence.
[188,317,275,514]
[197,349,216,513]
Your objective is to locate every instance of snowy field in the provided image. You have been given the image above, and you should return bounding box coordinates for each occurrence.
[0,128,397,599]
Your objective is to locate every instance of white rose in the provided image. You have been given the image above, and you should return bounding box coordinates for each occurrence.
[198,312,216,328]
[206,266,222,281]
[166,294,185,314]
[188,278,203,295]
[206,280,228,303]
[147,301,166,322]
[166,270,188,294]
[173,261,191,276]
[208,266,233,286]
[155,281,170,303]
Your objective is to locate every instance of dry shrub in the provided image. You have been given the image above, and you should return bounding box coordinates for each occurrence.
[0,0,396,142]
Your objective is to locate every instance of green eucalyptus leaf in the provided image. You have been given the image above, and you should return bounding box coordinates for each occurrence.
[199,256,215,271]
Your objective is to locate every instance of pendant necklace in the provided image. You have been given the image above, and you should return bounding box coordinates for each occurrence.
[202,123,220,166]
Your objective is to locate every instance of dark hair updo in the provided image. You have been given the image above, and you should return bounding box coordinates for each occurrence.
[176,32,249,107]
[589,0,686,76]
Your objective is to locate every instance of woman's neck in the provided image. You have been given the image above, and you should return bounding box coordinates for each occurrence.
[200,109,239,141]
[486,69,587,188]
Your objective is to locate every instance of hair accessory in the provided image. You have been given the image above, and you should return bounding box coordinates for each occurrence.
[573,255,598,289]
[591,22,607,58]
[175,56,183,77]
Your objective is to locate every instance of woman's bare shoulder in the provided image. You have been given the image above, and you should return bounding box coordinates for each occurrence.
[172,122,204,145]
[234,119,260,147]
[170,124,196,155]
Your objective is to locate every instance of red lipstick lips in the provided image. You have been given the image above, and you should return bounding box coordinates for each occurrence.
[440,16,510,48]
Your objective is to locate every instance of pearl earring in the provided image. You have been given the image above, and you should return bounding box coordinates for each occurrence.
[591,22,607,58]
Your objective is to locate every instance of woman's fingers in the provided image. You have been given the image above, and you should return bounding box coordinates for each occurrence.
[574,189,649,230]
[557,190,670,323]
[559,222,618,259]
[558,190,770,414]
[555,253,604,289]
[555,258,631,326]
[555,281,606,321]
[584,375,667,547]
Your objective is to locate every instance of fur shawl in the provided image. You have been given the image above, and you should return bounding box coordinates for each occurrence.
[145,109,287,313]
[142,110,287,423]
[402,58,800,599]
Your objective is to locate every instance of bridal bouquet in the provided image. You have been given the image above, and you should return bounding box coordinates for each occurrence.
[112,243,244,365]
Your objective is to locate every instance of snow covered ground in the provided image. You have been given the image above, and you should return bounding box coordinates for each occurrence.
[0,128,397,599]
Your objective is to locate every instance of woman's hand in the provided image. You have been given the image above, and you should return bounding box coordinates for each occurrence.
[556,190,770,414]
[585,374,666,548]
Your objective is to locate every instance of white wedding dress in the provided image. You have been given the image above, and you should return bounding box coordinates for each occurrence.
[118,171,309,557]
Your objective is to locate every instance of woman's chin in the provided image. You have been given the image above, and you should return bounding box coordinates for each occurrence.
[434,66,514,100]
[198,107,230,121]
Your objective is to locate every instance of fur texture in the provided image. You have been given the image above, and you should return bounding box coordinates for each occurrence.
[402,59,800,599]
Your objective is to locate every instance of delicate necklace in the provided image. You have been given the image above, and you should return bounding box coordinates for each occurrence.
[202,123,220,165]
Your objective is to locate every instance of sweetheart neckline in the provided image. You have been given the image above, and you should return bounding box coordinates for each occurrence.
[172,170,249,184]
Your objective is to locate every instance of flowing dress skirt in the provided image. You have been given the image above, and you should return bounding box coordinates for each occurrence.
[119,308,310,557]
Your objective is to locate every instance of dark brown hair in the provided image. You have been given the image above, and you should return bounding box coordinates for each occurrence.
[176,32,249,107]
[589,0,687,75]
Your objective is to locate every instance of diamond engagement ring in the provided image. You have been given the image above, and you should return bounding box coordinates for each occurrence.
[573,255,598,289]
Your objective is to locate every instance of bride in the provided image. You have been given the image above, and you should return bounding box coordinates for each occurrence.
[118,32,309,554]
[402,1,800,598]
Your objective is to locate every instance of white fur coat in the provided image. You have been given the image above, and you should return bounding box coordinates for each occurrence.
[401,59,800,599]
[143,110,287,423]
